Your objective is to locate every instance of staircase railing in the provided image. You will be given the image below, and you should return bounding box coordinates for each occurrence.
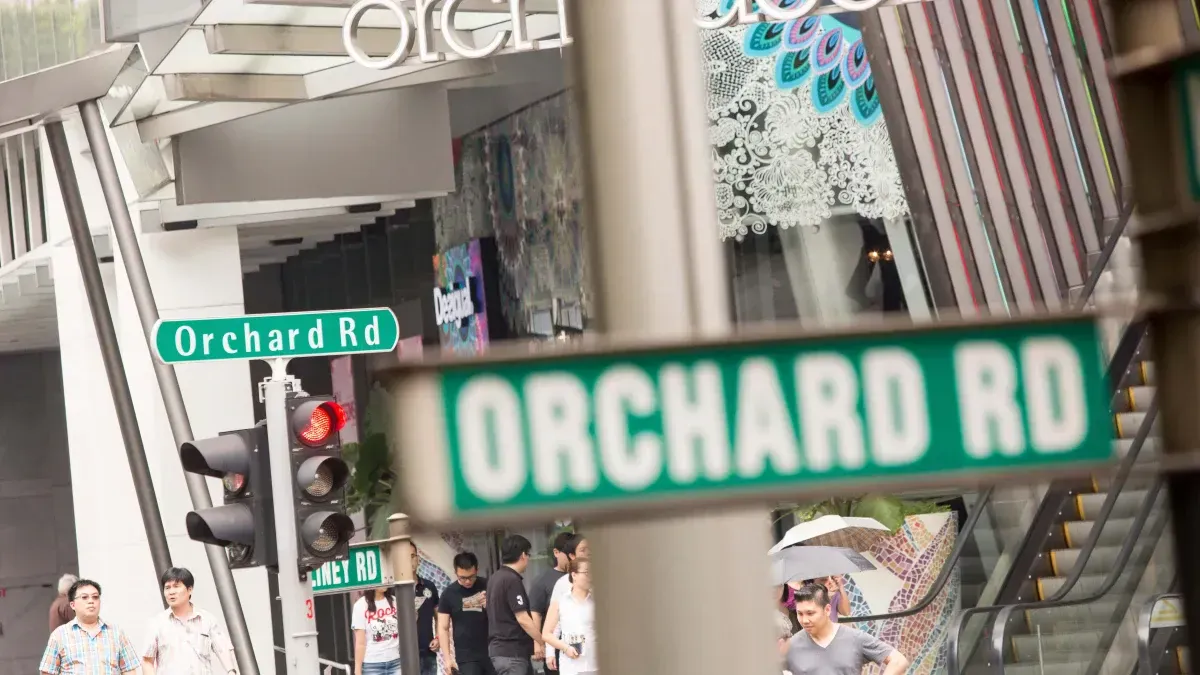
[1137,587,1182,675]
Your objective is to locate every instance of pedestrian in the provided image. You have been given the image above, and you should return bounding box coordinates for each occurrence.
[530,532,576,675]
[142,567,238,675]
[540,558,596,675]
[412,549,440,675]
[49,574,78,633]
[800,577,850,621]
[486,535,545,675]
[547,536,589,608]
[352,586,400,675]
[784,583,909,675]
[437,552,494,675]
[39,578,140,675]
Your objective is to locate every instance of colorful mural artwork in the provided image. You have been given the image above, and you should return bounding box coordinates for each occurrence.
[432,240,489,354]
[846,513,960,675]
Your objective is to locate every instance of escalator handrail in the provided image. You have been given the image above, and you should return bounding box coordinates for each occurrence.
[986,474,1165,674]
[1137,590,1182,675]
[840,486,996,624]
[946,395,1159,674]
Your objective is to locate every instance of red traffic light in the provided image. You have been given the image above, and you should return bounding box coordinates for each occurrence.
[294,400,346,447]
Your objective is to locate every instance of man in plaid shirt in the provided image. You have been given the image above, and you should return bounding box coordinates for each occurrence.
[40,579,140,675]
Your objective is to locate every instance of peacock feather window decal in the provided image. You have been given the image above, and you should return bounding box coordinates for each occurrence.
[700,0,909,239]
[736,2,882,126]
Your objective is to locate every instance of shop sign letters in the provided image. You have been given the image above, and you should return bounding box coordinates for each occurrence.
[342,0,929,71]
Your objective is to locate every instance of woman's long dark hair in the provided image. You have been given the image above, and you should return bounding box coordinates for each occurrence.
[365,588,395,614]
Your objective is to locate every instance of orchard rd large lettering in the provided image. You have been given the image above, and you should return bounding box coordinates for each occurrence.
[453,339,1091,504]
[342,0,915,70]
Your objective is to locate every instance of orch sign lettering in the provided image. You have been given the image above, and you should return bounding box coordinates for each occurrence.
[342,0,927,70]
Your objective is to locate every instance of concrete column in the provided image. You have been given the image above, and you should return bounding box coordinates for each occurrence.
[48,115,276,671]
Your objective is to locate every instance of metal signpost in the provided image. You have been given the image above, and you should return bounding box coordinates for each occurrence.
[388,316,1111,526]
[149,308,402,675]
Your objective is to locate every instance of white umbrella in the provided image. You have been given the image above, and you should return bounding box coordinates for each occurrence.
[769,514,891,555]
[769,546,877,586]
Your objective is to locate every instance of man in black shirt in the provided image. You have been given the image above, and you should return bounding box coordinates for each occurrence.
[487,535,544,675]
[412,550,440,675]
[437,552,495,675]
[530,532,575,675]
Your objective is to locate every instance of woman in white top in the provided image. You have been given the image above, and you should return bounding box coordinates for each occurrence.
[351,588,400,675]
[541,558,598,675]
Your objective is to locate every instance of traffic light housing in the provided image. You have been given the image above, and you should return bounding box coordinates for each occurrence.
[287,396,354,571]
[181,423,276,569]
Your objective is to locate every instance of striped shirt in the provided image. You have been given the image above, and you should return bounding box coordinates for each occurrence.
[142,606,236,675]
[40,619,140,675]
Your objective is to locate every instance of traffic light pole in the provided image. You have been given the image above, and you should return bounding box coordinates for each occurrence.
[264,359,321,675]
[75,99,260,675]
[567,2,776,674]
[43,119,173,595]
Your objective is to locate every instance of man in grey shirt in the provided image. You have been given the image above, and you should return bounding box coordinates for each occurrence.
[784,583,908,675]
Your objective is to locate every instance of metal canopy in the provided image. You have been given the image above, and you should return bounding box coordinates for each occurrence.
[113,0,570,140]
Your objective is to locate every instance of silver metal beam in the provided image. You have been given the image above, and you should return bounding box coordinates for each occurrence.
[21,133,44,249]
[42,118,174,592]
[77,99,262,675]
[0,47,136,130]
[163,73,309,103]
[5,138,28,258]
[205,23,454,57]
[243,0,560,10]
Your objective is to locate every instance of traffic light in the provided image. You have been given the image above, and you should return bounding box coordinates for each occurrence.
[181,423,276,569]
[287,396,354,570]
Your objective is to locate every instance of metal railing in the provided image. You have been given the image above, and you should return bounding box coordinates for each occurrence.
[850,202,1141,635]
[1138,589,1183,675]
[272,646,352,675]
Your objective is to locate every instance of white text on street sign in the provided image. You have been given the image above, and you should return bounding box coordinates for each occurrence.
[152,308,400,364]
[386,317,1112,526]
[311,544,394,595]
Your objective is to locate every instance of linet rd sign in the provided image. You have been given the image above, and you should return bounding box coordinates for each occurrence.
[153,309,400,364]
[311,544,394,595]
[386,317,1112,526]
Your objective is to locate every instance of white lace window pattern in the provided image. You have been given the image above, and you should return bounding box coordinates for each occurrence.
[699,0,911,240]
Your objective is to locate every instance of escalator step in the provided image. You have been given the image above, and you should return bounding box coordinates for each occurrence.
[1011,629,1103,664]
[1143,361,1155,385]
[1125,385,1154,412]
[1037,574,1117,600]
[1063,518,1134,550]
[1114,437,1159,459]
[1075,491,1149,521]
[1180,646,1190,675]
[1115,411,1157,439]
[1000,664,1089,675]
[1023,600,1122,634]
[1048,546,1123,578]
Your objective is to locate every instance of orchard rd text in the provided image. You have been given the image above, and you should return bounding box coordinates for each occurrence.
[341,0,923,70]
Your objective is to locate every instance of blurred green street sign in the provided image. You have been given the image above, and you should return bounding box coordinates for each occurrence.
[311,544,392,596]
[152,308,400,364]
[386,316,1112,526]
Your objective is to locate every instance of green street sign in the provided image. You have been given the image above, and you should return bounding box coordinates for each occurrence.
[311,544,394,595]
[386,316,1113,526]
[152,308,400,364]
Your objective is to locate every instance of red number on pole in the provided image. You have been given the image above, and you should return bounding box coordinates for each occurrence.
[305,599,314,619]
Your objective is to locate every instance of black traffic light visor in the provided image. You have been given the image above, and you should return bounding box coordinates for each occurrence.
[181,431,256,478]
[290,400,345,447]
[296,456,350,501]
[185,504,256,547]
[299,511,355,555]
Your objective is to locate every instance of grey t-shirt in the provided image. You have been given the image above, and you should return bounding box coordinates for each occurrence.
[785,626,895,675]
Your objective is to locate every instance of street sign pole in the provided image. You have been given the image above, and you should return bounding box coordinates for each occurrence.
[264,360,320,675]
[568,2,776,674]
[388,515,420,675]
[1110,1,1200,661]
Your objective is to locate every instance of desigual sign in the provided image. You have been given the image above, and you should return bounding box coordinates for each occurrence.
[342,0,927,70]
[434,280,478,328]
